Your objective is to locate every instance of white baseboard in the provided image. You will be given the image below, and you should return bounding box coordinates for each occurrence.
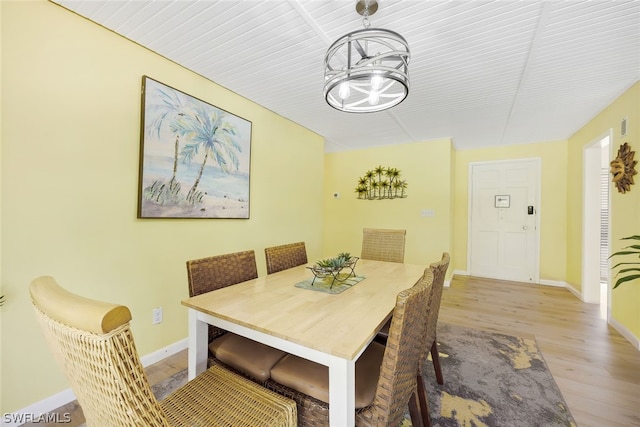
[538,278,566,288]
[1,338,188,427]
[562,282,582,299]
[140,338,188,367]
[538,279,585,301]
[609,317,640,351]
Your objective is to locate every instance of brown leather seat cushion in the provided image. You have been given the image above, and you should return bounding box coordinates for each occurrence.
[270,341,385,409]
[209,333,287,382]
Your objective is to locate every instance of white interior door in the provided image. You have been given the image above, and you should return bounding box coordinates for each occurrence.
[469,159,540,283]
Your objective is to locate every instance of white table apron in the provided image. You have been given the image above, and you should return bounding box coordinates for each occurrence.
[187,309,364,426]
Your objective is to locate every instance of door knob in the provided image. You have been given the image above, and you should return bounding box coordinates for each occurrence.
[522,225,528,230]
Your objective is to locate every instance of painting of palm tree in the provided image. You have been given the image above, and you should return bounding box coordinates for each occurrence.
[138,76,251,218]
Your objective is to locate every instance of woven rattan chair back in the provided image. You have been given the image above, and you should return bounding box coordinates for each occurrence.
[186,250,258,297]
[186,250,258,340]
[265,242,308,274]
[420,252,450,391]
[356,270,433,426]
[361,228,406,263]
[30,276,297,427]
[424,252,450,360]
[411,253,451,427]
[30,276,171,426]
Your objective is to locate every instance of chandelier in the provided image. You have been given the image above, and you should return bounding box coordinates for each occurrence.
[323,0,410,113]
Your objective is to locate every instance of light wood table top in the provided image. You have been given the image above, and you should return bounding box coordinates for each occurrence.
[182,259,426,360]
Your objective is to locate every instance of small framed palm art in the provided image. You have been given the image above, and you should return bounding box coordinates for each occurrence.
[138,76,251,218]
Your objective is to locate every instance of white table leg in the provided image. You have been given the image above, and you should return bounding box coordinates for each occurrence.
[328,356,355,426]
[187,309,208,380]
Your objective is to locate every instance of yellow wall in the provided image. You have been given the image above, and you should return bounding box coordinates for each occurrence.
[0,0,4,411]
[1,1,324,412]
[2,0,639,416]
[452,141,569,282]
[323,139,453,267]
[567,81,640,337]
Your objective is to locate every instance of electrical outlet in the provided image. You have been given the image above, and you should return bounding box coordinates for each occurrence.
[152,307,163,324]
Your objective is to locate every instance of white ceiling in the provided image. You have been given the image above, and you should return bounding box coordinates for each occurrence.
[52,0,640,152]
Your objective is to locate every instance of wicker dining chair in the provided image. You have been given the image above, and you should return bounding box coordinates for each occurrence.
[264,242,308,274]
[360,228,406,263]
[186,250,259,342]
[375,252,450,427]
[29,276,297,427]
[186,250,287,383]
[421,253,450,385]
[265,271,434,426]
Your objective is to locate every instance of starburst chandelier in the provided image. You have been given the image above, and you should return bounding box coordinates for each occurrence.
[323,0,410,113]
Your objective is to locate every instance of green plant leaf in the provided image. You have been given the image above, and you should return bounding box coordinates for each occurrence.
[609,235,640,288]
[608,250,640,258]
[337,252,351,261]
[613,274,640,289]
[615,267,640,276]
[316,258,334,268]
[611,261,640,269]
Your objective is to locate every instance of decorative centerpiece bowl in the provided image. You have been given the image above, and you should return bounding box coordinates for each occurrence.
[307,253,359,288]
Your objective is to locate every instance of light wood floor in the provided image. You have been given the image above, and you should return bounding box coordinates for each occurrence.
[34,275,640,426]
[441,275,640,427]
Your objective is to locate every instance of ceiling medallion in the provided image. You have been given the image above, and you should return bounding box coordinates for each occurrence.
[323,0,410,113]
[610,142,637,194]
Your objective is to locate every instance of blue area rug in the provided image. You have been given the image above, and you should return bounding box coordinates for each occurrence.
[402,323,577,426]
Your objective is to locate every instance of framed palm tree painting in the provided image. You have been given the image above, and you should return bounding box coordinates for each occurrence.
[138,76,252,218]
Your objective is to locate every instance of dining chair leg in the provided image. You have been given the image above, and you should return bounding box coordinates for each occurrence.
[416,373,432,427]
[408,388,425,427]
[431,340,444,385]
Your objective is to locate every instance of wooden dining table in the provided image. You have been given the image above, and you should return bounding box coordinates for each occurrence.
[181,258,426,426]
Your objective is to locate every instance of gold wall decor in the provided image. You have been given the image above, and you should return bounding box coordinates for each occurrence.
[610,142,637,194]
[355,166,407,200]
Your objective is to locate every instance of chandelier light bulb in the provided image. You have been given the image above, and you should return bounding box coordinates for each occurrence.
[371,73,383,90]
[370,58,383,90]
[338,81,351,99]
[368,89,380,105]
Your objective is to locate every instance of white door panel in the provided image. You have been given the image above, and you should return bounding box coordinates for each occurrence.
[469,160,540,283]
[475,231,499,267]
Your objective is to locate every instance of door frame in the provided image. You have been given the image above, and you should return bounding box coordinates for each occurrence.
[467,158,542,283]
[582,130,612,310]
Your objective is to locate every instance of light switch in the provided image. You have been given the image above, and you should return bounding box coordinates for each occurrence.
[421,209,435,217]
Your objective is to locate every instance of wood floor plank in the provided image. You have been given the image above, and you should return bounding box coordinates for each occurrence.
[440,275,640,427]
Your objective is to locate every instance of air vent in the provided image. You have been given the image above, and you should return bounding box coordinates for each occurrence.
[621,117,627,136]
